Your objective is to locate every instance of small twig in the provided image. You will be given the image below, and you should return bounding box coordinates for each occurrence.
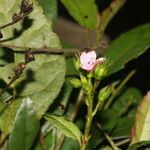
[0,76,17,96]
[0,0,33,30]
[116,138,130,147]
[0,41,107,57]
[104,70,136,110]
[0,49,35,97]
[92,99,103,117]
[0,133,8,147]
[39,131,45,150]
[96,122,120,150]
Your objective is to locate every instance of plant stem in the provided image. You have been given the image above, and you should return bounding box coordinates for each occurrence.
[92,100,103,117]
[80,95,93,150]
[96,123,120,150]
[116,138,130,147]
[55,90,84,150]
[104,70,136,110]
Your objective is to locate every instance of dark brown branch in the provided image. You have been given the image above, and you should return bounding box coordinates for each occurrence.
[0,41,107,57]
[0,0,33,30]
[39,131,45,150]
[0,50,35,97]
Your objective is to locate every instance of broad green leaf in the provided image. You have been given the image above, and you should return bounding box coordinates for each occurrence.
[0,0,66,119]
[130,92,150,144]
[128,141,150,150]
[45,114,82,145]
[9,98,39,150]
[0,56,66,118]
[111,117,134,138]
[0,98,22,134]
[61,138,80,150]
[0,0,60,49]
[38,0,58,25]
[112,87,141,117]
[61,0,98,29]
[105,24,150,76]
[35,129,56,150]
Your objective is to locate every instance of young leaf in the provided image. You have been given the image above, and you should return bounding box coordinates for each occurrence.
[61,0,98,29]
[9,98,39,150]
[45,114,82,145]
[130,92,150,144]
[105,23,150,76]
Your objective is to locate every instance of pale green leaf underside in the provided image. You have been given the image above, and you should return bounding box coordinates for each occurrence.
[0,0,60,49]
[105,23,150,76]
[9,98,39,150]
[131,92,150,144]
[45,114,82,145]
[0,0,66,134]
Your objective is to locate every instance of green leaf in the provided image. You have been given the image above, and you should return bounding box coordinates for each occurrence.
[111,117,134,138]
[105,23,150,76]
[0,98,22,134]
[0,0,60,49]
[130,92,150,144]
[9,98,39,150]
[38,0,58,25]
[61,0,98,29]
[0,0,66,134]
[0,56,66,118]
[112,87,142,117]
[128,141,150,150]
[61,138,80,150]
[45,114,82,145]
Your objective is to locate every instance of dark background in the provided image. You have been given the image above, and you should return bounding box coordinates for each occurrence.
[58,0,150,95]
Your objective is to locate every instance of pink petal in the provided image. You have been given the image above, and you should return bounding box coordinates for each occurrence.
[87,51,96,60]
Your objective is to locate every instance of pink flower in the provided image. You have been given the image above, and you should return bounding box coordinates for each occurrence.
[80,51,106,72]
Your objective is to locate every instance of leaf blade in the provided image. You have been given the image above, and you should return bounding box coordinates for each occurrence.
[130,92,150,144]
[45,114,82,145]
[105,23,150,76]
[61,0,98,29]
[9,98,39,150]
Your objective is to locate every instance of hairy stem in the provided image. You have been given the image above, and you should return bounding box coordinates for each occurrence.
[80,94,93,150]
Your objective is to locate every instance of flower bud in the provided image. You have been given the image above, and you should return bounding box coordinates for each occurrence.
[98,86,111,102]
[80,75,88,86]
[70,78,81,88]
[94,63,107,80]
